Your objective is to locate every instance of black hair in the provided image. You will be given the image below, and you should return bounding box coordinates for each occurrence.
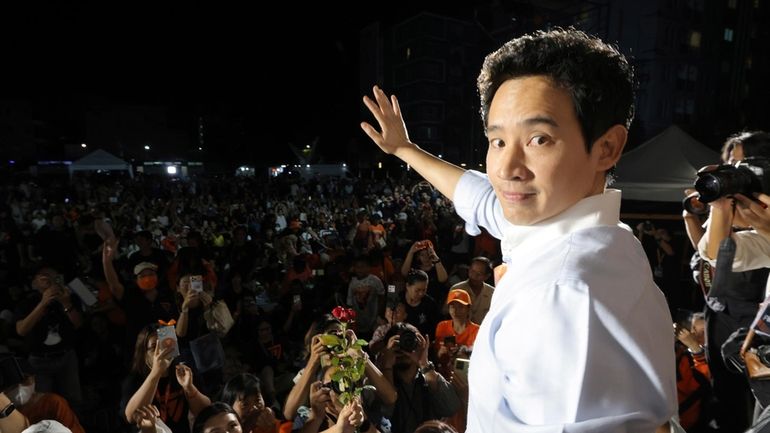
[192,402,241,433]
[406,269,429,286]
[219,373,262,407]
[469,256,493,274]
[477,28,634,155]
[725,130,770,160]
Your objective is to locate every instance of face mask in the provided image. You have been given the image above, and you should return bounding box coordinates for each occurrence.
[137,275,158,291]
[10,383,34,406]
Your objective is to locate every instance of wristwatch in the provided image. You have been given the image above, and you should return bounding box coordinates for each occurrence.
[0,402,16,419]
[418,361,435,374]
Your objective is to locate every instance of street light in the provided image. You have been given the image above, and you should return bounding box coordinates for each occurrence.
[80,143,87,149]
[144,145,151,150]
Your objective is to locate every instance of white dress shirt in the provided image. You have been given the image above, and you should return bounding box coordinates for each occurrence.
[453,170,676,433]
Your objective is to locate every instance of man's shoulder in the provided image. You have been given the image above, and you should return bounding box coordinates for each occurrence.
[450,281,471,290]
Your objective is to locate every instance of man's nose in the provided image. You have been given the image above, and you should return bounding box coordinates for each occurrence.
[495,145,532,181]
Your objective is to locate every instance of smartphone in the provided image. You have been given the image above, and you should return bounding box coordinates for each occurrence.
[293,294,302,306]
[157,325,180,359]
[190,275,204,293]
[0,355,24,389]
[454,357,470,378]
[68,277,97,307]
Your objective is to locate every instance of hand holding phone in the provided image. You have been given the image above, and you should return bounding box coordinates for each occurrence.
[157,325,180,359]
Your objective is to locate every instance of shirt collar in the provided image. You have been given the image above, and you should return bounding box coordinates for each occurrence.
[500,189,623,262]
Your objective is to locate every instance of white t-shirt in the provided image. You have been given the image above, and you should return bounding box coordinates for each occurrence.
[454,170,676,433]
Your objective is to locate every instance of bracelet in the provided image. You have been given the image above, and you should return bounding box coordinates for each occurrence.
[0,402,15,419]
[688,345,705,355]
[418,361,435,374]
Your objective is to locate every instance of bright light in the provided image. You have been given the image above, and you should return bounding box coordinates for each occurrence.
[166,166,177,175]
[80,143,87,148]
[305,164,310,168]
[198,147,203,151]
[378,162,382,169]
[305,145,311,149]
[460,163,467,167]
[342,163,347,167]
[144,145,151,150]
[479,163,483,167]
[438,154,443,158]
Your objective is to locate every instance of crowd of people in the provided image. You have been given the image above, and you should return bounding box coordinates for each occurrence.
[0,168,502,433]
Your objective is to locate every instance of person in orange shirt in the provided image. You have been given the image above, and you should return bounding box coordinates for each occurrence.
[434,289,479,371]
[434,289,478,433]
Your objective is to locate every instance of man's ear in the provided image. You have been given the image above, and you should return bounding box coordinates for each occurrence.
[592,124,627,171]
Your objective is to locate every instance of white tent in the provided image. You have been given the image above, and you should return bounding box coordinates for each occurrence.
[68,149,133,178]
[614,125,720,202]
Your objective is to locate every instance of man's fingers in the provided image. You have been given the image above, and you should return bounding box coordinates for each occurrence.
[362,95,386,126]
[372,85,393,114]
[392,94,401,117]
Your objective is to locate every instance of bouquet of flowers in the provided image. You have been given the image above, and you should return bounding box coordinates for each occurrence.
[318,306,369,405]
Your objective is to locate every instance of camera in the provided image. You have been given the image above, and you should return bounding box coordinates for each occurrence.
[682,192,708,216]
[691,157,770,204]
[398,328,418,352]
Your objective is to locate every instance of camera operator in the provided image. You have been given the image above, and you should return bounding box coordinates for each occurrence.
[695,131,770,431]
[377,322,459,433]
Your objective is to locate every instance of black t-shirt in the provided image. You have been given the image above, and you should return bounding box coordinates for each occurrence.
[404,295,440,339]
[14,293,77,355]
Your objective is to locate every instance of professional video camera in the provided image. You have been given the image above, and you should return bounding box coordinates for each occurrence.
[683,157,770,215]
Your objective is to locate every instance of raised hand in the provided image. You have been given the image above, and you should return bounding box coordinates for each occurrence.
[132,404,160,433]
[309,381,332,414]
[361,86,414,157]
[735,193,770,237]
[175,363,194,390]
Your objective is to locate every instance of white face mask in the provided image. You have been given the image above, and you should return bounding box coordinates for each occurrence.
[10,383,34,406]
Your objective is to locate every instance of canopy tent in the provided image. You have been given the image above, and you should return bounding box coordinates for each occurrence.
[68,149,133,178]
[614,125,720,202]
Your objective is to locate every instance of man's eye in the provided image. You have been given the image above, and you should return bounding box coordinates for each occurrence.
[489,138,505,149]
[528,135,550,146]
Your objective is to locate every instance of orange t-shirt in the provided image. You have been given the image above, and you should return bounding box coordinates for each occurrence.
[19,393,85,433]
[434,320,480,350]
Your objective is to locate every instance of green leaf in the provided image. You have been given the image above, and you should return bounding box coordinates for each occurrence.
[354,339,368,347]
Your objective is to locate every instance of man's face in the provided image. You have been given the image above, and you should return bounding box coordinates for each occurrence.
[485,76,607,225]
[468,262,489,285]
[448,302,469,322]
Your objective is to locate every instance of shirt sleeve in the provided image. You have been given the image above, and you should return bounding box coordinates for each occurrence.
[698,229,770,271]
[452,170,508,240]
[478,279,676,432]
[428,373,462,418]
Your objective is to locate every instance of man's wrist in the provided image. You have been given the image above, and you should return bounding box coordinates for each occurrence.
[418,361,435,374]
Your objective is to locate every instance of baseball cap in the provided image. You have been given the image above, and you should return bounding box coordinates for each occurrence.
[134,262,159,276]
[446,289,472,306]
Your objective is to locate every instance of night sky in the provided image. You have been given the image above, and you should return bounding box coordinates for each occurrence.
[0,2,478,164]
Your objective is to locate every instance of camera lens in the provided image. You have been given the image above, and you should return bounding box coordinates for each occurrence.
[399,329,418,352]
[682,194,708,216]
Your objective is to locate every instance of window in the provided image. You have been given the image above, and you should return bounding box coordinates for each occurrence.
[689,31,702,47]
[724,28,734,41]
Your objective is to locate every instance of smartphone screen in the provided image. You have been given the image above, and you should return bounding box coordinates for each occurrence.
[68,277,98,306]
[190,275,204,293]
[293,294,302,305]
[454,357,470,378]
[157,325,180,359]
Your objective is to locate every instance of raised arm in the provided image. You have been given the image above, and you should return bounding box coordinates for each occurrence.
[361,86,465,200]
[702,198,734,261]
[102,238,125,301]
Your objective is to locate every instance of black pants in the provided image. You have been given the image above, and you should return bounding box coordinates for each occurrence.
[706,310,755,432]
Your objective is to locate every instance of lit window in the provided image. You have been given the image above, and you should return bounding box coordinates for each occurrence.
[689,31,701,47]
